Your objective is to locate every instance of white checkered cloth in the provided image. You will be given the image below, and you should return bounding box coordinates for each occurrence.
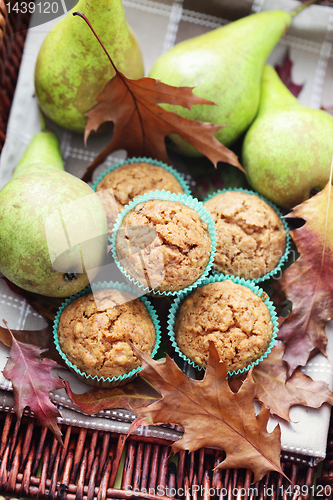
[0,0,333,466]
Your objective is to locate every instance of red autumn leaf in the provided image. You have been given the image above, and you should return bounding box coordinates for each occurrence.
[275,50,304,97]
[2,322,64,443]
[0,323,65,365]
[253,344,333,421]
[63,377,161,414]
[128,416,151,437]
[274,180,333,375]
[74,13,242,183]
[133,342,285,483]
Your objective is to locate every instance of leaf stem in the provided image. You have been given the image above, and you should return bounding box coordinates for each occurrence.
[73,12,118,74]
[290,0,319,18]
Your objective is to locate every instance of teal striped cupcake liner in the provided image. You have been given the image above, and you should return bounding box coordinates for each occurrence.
[91,156,191,196]
[53,281,161,388]
[203,187,291,283]
[167,273,278,377]
[110,190,217,296]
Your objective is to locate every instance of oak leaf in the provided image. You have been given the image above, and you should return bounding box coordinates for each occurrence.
[0,323,65,365]
[2,322,64,443]
[133,342,285,483]
[75,14,242,183]
[253,344,333,421]
[275,50,304,97]
[63,377,161,415]
[275,181,333,374]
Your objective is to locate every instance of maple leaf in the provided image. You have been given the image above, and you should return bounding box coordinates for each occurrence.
[275,50,304,97]
[274,180,333,375]
[253,344,333,421]
[73,13,243,183]
[63,377,161,415]
[2,322,64,443]
[133,342,285,483]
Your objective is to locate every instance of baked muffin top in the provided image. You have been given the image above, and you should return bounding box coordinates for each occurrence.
[115,199,212,293]
[174,280,273,372]
[57,288,156,379]
[96,162,184,232]
[204,191,286,280]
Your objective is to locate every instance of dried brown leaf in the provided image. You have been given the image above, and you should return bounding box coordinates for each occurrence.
[275,181,333,374]
[133,342,285,483]
[78,14,242,182]
[63,377,161,414]
[253,344,333,421]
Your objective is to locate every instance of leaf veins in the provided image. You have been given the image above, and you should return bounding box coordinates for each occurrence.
[73,13,243,183]
[133,342,286,483]
[274,180,333,375]
[2,322,64,443]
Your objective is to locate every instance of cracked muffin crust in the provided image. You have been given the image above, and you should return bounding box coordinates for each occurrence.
[204,191,286,280]
[174,280,273,372]
[96,162,185,233]
[57,288,156,379]
[115,199,212,293]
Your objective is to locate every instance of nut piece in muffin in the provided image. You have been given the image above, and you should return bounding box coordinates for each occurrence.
[204,191,286,280]
[115,199,212,293]
[96,162,185,233]
[174,280,273,373]
[57,288,156,380]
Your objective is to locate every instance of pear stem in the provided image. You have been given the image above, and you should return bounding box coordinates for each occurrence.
[290,0,319,18]
[73,12,118,74]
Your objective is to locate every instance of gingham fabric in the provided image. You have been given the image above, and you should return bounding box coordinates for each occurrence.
[0,0,332,465]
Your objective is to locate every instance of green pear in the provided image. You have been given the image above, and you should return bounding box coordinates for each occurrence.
[242,65,333,209]
[35,0,144,133]
[0,131,108,297]
[148,9,294,155]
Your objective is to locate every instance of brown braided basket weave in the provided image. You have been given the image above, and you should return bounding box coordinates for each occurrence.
[0,0,30,151]
[0,1,332,499]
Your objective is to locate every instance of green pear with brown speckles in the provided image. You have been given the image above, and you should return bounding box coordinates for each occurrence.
[0,131,108,297]
[148,9,293,156]
[242,65,333,209]
[35,0,144,133]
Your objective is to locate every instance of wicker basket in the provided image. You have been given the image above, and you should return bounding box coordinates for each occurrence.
[0,2,332,499]
[0,0,30,151]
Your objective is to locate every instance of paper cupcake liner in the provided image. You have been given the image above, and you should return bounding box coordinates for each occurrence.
[91,157,191,197]
[110,190,217,296]
[53,281,161,388]
[203,187,291,283]
[167,273,278,377]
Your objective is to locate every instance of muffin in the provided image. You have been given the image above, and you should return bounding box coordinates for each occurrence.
[56,287,157,384]
[171,279,275,374]
[113,193,215,294]
[203,190,287,281]
[94,160,189,233]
